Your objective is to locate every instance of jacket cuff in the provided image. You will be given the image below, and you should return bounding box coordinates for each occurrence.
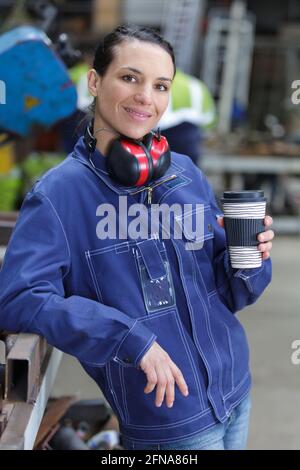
[114,320,157,368]
[233,258,270,280]
[223,249,268,279]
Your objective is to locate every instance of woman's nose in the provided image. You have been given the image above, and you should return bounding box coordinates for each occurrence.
[134,88,152,105]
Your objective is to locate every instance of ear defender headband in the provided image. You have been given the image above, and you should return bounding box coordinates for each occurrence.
[84,121,171,187]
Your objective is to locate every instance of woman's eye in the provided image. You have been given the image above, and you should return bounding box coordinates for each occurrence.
[122,75,136,83]
[156,83,168,92]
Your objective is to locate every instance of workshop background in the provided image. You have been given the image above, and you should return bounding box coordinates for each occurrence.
[0,0,300,450]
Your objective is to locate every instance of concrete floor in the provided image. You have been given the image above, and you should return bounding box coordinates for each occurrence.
[241,235,300,450]
[52,235,300,450]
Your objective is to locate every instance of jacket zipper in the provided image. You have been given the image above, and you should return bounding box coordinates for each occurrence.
[130,174,177,205]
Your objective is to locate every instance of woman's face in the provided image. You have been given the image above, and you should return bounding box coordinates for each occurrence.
[88,40,174,144]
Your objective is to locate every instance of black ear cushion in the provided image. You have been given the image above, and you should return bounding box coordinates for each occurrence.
[152,149,171,179]
[142,132,154,151]
[106,140,141,186]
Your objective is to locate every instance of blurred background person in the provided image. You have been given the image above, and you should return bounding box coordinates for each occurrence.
[158,68,216,167]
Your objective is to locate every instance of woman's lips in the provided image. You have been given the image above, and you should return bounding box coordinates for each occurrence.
[124,107,152,121]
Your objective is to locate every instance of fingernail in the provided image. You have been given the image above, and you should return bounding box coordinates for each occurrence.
[184,389,189,396]
[168,402,174,408]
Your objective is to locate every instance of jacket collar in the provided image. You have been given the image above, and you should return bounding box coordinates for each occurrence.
[72,136,183,196]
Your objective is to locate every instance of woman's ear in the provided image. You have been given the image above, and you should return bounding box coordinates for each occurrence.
[87,69,101,98]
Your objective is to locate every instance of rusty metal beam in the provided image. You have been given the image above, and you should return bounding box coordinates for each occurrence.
[0,340,5,364]
[4,334,18,354]
[0,348,63,449]
[0,412,7,437]
[0,403,14,439]
[0,403,31,449]
[5,334,41,403]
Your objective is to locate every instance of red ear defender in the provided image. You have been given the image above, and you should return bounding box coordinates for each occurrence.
[106,132,171,187]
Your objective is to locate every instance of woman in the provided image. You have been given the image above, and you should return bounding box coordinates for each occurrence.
[0,25,274,450]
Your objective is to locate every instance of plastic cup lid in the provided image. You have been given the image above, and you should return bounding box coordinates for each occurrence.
[221,190,266,203]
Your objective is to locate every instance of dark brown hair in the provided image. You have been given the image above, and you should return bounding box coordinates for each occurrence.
[93,24,176,77]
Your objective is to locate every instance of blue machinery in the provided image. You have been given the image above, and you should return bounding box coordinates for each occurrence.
[0,26,77,138]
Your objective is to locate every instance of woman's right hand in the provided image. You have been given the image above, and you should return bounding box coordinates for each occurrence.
[139,341,189,408]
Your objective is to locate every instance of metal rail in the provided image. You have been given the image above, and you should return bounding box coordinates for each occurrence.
[0,347,63,449]
[202,154,300,174]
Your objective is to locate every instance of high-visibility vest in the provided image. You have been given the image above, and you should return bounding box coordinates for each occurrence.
[69,62,93,111]
[159,69,216,130]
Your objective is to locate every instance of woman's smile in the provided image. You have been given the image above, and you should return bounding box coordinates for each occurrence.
[123,106,153,121]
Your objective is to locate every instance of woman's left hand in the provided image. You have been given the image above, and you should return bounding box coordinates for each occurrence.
[217,215,275,260]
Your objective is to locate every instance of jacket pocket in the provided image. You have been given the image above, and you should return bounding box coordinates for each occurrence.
[133,238,176,313]
[85,237,176,318]
[174,204,214,249]
[85,240,145,316]
[109,309,205,426]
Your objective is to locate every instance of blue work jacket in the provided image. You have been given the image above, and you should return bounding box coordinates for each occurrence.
[0,137,272,444]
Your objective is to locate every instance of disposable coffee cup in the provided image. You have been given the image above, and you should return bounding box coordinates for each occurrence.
[221,190,267,269]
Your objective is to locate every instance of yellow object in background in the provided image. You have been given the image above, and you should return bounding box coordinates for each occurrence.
[0,138,15,174]
[0,137,20,211]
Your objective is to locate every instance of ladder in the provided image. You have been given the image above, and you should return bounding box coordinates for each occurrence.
[202,1,255,134]
[162,0,206,75]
